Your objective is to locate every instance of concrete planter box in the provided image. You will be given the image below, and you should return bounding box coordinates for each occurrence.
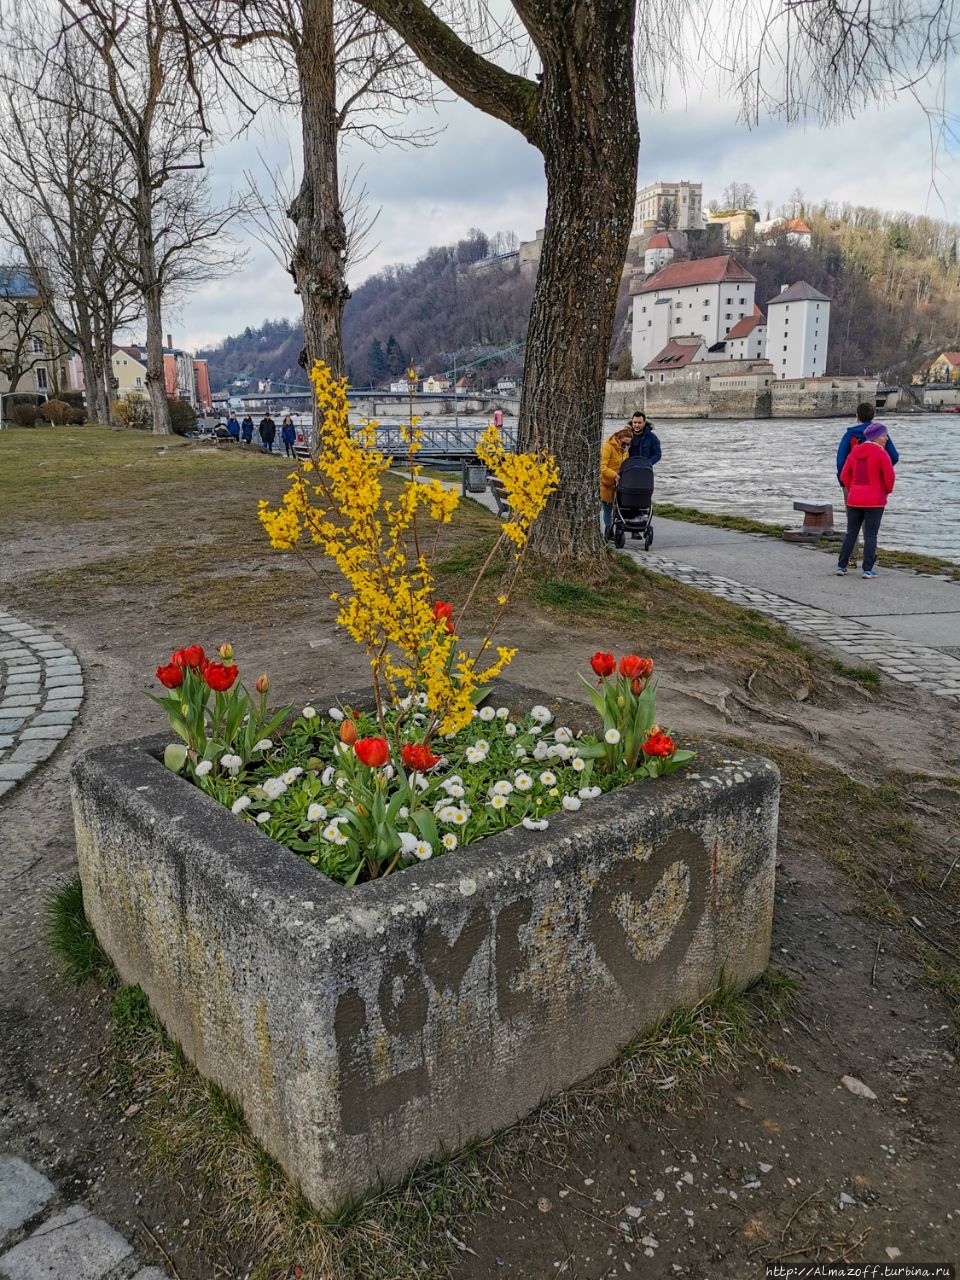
[70,683,779,1207]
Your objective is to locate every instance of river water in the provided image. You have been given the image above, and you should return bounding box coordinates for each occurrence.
[305,409,960,565]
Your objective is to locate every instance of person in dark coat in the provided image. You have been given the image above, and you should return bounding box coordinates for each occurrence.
[280,415,297,458]
[627,411,662,465]
[226,414,240,440]
[240,415,254,444]
[258,413,276,452]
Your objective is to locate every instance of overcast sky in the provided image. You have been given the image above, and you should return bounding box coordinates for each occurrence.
[172,63,959,353]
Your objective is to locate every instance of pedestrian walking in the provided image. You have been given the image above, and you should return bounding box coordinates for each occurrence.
[258,413,276,453]
[240,415,254,445]
[600,425,634,539]
[627,411,661,465]
[836,422,895,579]
[226,414,240,441]
[280,415,297,458]
[492,408,504,430]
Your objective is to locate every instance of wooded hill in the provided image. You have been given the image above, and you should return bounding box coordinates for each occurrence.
[197,206,960,391]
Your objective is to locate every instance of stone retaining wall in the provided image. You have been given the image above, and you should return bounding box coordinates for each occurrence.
[71,686,779,1207]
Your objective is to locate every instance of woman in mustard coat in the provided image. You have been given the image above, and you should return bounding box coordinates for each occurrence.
[599,426,633,538]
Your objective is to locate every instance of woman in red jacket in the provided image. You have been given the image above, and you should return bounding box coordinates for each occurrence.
[837,422,896,579]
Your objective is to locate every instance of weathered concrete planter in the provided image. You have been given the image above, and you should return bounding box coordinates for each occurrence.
[71,684,779,1207]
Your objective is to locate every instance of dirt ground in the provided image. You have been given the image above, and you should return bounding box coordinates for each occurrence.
[1,427,959,1279]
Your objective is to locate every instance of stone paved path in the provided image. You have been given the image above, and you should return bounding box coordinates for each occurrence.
[0,612,84,801]
[629,548,960,702]
[0,1156,169,1279]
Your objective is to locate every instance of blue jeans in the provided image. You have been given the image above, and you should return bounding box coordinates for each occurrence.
[601,501,614,535]
[839,507,884,572]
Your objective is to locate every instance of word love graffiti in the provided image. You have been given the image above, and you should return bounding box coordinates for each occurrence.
[334,829,709,1131]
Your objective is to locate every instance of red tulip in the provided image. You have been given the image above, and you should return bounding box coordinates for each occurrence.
[172,644,206,669]
[642,730,675,758]
[354,737,390,768]
[401,742,441,772]
[155,662,183,689]
[619,654,653,680]
[339,718,359,746]
[203,661,239,692]
[255,673,270,694]
[590,652,616,678]
[433,601,455,634]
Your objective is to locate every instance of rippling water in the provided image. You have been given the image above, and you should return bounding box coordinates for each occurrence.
[628,414,960,565]
[348,409,960,565]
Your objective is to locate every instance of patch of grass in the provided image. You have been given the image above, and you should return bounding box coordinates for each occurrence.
[657,499,960,581]
[111,985,154,1044]
[46,878,111,985]
[829,659,883,691]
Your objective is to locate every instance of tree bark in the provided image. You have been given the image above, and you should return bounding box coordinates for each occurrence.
[518,1,638,559]
[138,181,172,435]
[289,0,350,381]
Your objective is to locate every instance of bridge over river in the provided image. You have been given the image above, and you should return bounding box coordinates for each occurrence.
[291,417,518,464]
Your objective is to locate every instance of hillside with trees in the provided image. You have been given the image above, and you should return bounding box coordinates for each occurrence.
[199,205,960,391]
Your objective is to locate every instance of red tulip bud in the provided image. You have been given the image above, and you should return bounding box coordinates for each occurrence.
[339,718,358,746]
[255,673,270,694]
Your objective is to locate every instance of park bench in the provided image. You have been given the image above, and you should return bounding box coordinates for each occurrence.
[782,500,835,542]
[489,478,512,520]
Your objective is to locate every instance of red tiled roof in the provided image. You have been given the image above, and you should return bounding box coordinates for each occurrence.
[936,351,960,366]
[783,218,812,234]
[725,312,766,339]
[635,254,755,294]
[645,339,704,371]
[646,232,672,249]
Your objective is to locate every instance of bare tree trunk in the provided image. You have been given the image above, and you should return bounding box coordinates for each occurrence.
[138,184,172,435]
[518,2,639,561]
[289,0,350,379]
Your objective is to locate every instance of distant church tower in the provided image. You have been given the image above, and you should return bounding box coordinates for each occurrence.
[765,282,831,379]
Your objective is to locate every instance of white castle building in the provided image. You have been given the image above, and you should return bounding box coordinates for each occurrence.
[630,254,830,380]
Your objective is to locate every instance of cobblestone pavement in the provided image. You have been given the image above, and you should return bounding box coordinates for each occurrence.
[0,1156,169,1279]
[631,548,960,702]
[0,612,84,802]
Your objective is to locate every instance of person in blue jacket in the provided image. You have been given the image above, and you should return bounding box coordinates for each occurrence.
[627,411,662,465]
[240,415,254,444]
[225,414,241,441]
[280,415,297,458]
[837,403,899,483]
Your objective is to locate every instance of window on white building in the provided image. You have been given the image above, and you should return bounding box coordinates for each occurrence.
[659,374,665,383]
[783,345,787,352]
[31,336,44,353]
[36,368,48,390]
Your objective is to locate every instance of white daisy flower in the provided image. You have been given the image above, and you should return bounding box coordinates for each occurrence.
[496,707,510,719]
[490,794,508,811]
[514,772,533,791]
[572,757,587,772]
[438,804,459,823]
[220,753,243,773]
[562,795,582,811]
[283,766,304,785]
[491,780,514,796]
[450,807,469,826]
[504,722,518,738]
[539,770,557,787]
[527,724,542,736]
[413,840,433,861]
[195,760,213,777]
[478,705,496,722]
[399,694,414,712]
[578,785,603,800]
[442,833,458,851]
[514,744,528,759]
[231,796,251,814]
[447,783,465,799]
[261,776,288,800]
[465,745,485,765]
[324,823,349,845]
[302,706,317,719]
[398,831,419,855]
[256,812,271,825]
[327,707,343,720]
[382,765,395,781]
[253,738,273,752]
[522,817,549,831]
[321,766,336,786]
[307,803,327,822]
[530,705,552,723]
[555,726,572,744]
[398,805,409,819]
[604,728,622,745]
[532,742,550,761]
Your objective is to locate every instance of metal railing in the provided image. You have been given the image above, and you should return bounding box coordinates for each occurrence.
[294,420,518,463]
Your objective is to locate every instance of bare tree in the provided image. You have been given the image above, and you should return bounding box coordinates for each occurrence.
[53,0,243,434]
[0,34,140,423]
[350,0,957,560]
[721,181,758,211]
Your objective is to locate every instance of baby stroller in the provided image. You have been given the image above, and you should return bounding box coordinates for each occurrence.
[608,456,654,550]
